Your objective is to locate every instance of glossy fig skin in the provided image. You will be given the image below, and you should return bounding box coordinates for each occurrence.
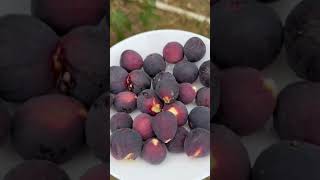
[110,66,128,94]
[196,87,210,108]
[110,112,133,132]
[167,127,188,153]
[0,15,58,101]
[120,50,143,72]
[210,61,221,118]
[152,71,176,88]
[184,128,210,158]
[163,42,184,64]
[163,101,188,126]
[199,60,210,87]
[142,138,167,165]
[184,37,206,62]
[31,0,106,35]
[213,0,283,70]
[133,113,154,140]
[155,79,179,104]
[80,163,109,180]
[110,128,143,160]
[11,94,87,163]
[212,124,251,180]
[253,141,320,180]
[137,89,162,116]
[178,83,197,104]
[3,160,70,180]
[173,60,199,83]
[143,53,166,77]
[218,67,276,136]
[188,106,210,130]
[113,91,137,113]
[110,93,115,107]
[86,93,108,161]
[126,70,151,94]
[284,0,320,81]
[55,26,107,106]
[274,81,320,146]
[152,112,178,143]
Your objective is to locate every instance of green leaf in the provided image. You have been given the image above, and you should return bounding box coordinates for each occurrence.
[138,0,159,28]
[111,10,132,41]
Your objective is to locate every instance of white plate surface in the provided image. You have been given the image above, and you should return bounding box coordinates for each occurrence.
[110,29,210,180]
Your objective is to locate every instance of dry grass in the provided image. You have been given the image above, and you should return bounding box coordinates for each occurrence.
[110,0,209,46]
[161,0,210,17]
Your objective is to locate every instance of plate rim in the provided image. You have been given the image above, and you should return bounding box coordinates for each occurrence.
[110,29,210,52]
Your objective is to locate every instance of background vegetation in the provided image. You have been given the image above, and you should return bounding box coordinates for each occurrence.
[110,0,210,46]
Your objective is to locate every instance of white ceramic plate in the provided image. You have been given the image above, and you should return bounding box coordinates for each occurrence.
[110,30,210,180]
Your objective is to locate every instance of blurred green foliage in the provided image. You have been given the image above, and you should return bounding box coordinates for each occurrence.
[139,0,159,28]
[111,10,131,41]
[111,0,159,42]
